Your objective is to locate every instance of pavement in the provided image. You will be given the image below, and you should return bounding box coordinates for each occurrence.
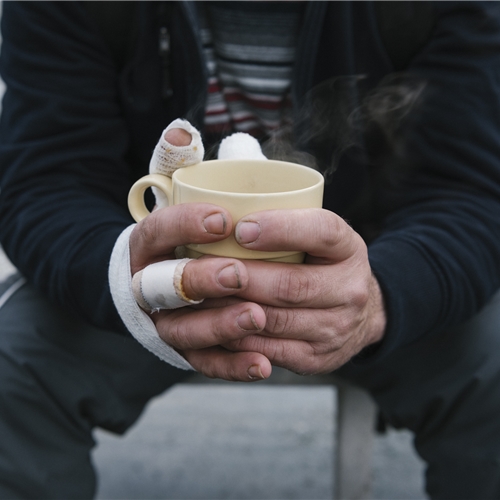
[93,383,426,500]
[0,249,426,499]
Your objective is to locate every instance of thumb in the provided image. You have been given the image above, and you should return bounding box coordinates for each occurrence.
[234,208,365,263]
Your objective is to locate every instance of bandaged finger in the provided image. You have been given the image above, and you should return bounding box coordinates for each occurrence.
[149,118,205,176]
[132,259,203,313]
[217,132,267,160]
[149,119,205,209]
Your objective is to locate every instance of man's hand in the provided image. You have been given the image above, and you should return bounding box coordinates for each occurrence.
[128,126,272,382]
[129,203,273,382]
[212,208,387,375]
[128,127,385,381]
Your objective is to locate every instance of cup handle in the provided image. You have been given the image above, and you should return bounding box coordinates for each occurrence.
[128,174,173,222]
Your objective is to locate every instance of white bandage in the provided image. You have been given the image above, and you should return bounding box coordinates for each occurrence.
[218,132,267,160]
[109,225,194,370]
[150,118,205,209]
[132,259,203,313]
[149,118,205,176]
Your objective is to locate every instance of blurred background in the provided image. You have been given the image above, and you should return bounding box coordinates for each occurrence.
[0,1,426,497]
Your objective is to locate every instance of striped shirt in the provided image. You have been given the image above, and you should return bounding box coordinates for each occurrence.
[197,2,304,145]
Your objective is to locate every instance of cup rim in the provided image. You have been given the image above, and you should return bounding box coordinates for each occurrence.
[172,159,324,196]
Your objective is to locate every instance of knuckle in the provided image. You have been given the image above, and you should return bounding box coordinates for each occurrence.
[346,279,370,309]
[164,319,195,350]
[210,309,244,344]
[204,356,244,382]
[205,362,228,380]
[177,207,194,238]
[275,268,312,305]
[223,337,244,350]
[272,341,295,365]
[139,214,161,248]
[265,307,297,335]
[223,367,246,382]
[210,323,230,345]
[318,212,346,247]
[331,311,357,341]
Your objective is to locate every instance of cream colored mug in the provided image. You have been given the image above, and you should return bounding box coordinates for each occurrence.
[128,159,324,263]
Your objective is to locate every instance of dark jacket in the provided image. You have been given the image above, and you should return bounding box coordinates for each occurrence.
[1,1,500,364]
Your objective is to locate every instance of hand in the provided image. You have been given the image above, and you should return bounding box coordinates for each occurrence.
[213,208,387,375]
[130,202,274,381]
[128,127,272,382]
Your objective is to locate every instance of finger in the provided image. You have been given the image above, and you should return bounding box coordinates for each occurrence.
[257,305,353,343]
[224,301,381,375]
[130,203,232,274]
[153,301,266,350]
[220,303,357,344]
[183,347,272,382]
[224,336,318,375]
[133,258,250,311]
[182,258,249,301]
[235,208,364,262]
[149,121,204,178]
[234,259,369,309]
[224,336,352,376]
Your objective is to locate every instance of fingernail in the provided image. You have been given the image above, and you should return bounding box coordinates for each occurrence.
[248,364,264,380]
[237,310,260,331]
[236,221,261,244]
[203,213,227,235]
[217,264,242,289]
[164,128,192,146]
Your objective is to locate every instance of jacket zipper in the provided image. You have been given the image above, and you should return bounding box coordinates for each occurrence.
[158,3,173,100]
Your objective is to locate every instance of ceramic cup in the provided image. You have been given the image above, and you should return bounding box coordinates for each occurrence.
[128,159,324,263]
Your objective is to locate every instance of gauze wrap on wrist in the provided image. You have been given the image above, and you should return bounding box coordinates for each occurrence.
[109,225,194,370]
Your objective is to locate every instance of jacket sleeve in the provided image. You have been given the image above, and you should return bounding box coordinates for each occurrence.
[364,1,500,360]
[0,1,133,332]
